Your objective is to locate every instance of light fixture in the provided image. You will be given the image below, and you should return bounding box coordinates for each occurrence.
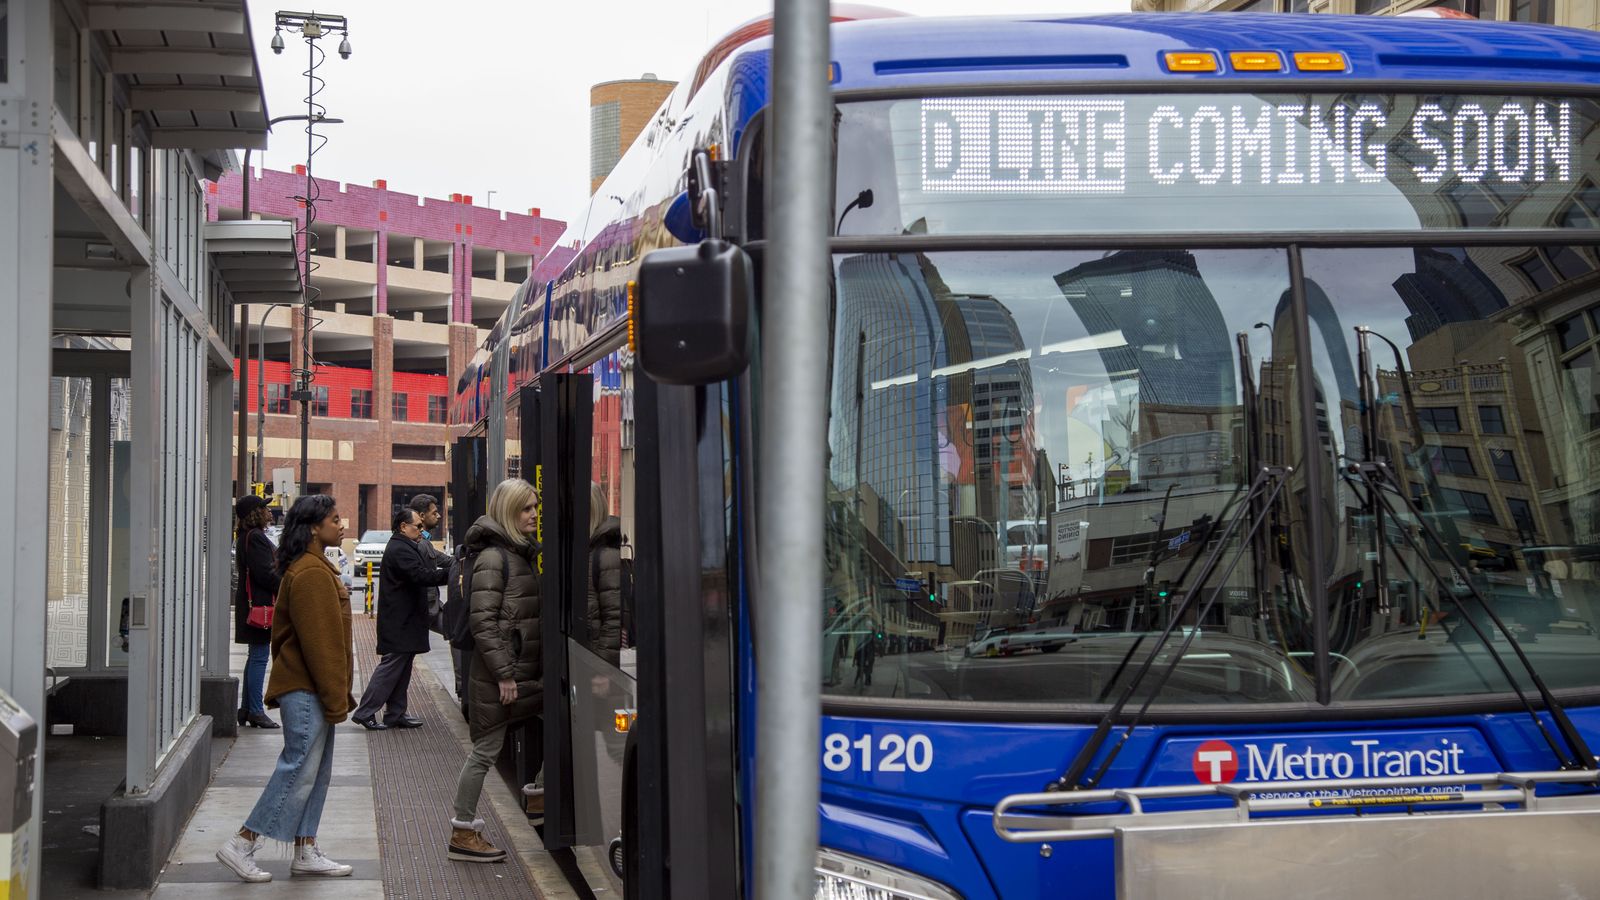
[338,34,352,59]
[270,30,285,53]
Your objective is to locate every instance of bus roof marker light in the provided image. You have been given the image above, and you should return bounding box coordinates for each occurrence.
[1229,51,1283,72]
[1162,51,1219,74]
[1294,51,1348,72]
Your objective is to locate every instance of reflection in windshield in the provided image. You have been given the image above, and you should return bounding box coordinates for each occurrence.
[822,244,1600,707]
[1303,247,1600,701]
[822,249,1319,705]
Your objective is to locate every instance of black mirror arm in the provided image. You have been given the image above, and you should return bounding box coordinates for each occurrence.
[694,151,722,238]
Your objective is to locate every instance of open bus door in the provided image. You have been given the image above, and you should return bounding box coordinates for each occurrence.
[538,359,739,898]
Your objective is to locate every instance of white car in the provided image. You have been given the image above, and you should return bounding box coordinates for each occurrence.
[352,530,390,578]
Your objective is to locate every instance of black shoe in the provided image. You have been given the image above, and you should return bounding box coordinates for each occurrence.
[353,715,388,731]
[245,711,281,729]
[387,715,423,729]
[237,708,248,727]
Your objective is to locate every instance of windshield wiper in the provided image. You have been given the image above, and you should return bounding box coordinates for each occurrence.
[1340,326,1596,773]
[1053,463,1292,792]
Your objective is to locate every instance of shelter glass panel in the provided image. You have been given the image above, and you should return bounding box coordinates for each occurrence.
[47,377,93,670]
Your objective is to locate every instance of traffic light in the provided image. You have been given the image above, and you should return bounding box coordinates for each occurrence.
[251,482,266,498]
[1155,580,1172,600]
[926,574,939,606]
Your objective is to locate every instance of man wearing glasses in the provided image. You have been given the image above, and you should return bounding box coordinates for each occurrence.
[353,508,453,730]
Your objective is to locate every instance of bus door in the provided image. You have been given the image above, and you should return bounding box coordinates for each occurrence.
[447,435,487,548]
[495,388,545,815]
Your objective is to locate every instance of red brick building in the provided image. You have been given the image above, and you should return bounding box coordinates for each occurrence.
[210,169,576,534]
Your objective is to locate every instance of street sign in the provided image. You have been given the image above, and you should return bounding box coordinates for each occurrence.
[1167,530,1191,551]
[894,577,923,593]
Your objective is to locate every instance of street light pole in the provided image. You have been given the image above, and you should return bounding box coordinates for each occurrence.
[270,10,351,493]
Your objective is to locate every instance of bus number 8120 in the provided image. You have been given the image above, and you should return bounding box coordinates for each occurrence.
[823,733,935,774]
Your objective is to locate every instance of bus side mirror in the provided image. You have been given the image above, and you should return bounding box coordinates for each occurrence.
[635,239,752,385]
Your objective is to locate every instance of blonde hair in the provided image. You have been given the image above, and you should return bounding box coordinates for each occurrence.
[488,478,537,546]
[589,482,608,536]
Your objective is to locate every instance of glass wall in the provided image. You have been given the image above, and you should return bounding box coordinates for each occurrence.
[47,376,93,670]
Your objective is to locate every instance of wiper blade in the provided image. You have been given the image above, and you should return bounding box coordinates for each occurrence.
[1347,457,1594,771]
[1354,325,1595,772]
[1053,464,1293,792]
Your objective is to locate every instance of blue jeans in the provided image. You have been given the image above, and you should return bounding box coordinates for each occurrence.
[244,691,336,842]
[242,643,270,714]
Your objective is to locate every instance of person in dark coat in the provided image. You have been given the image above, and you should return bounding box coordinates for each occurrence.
[351,507,451,730]
[586,482,624,667]
[447,478,541,864]
[235,495,281,729]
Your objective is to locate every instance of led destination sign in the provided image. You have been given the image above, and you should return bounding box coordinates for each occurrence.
[919,96,1577,194]
[834,93,1600,234]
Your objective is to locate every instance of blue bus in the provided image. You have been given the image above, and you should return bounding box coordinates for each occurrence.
[454,9,1600,897]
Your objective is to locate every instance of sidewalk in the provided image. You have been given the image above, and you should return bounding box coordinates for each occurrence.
[141,613,579,898]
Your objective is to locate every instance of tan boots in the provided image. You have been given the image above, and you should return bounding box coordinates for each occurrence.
[447,818,507,864]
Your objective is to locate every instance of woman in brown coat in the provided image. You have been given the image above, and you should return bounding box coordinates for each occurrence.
[216,494,356,883]
[447,477,542,863]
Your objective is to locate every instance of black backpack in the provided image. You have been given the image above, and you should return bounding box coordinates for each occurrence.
[443,543,507,652]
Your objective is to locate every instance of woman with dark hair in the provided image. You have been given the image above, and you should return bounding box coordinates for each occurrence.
[235,495,281,729]
[217,494,355,883]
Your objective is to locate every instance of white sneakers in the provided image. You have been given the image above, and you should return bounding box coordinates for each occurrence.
[216,833,354,881]
[216,833,271,883]
[291,842,355,877]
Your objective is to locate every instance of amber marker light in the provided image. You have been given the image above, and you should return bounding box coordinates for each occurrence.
[1294,51,1348,72]
[1230,51,1283,72]
[614,710,636,733]
[626,280,638,352]
[1163,51,1219,73]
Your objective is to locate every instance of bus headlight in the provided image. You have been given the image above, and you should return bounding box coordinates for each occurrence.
[814,848,963,900]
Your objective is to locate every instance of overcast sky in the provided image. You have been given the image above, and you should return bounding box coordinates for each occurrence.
[245,1,1130,233]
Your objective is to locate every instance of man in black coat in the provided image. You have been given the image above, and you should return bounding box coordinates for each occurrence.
[352,508,452,730]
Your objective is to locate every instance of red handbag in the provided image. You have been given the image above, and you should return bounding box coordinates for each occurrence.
[244,533,275,630]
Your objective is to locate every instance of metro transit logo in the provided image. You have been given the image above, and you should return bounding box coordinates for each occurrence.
[1188,736,1471,785]
[1192,740,1239,784]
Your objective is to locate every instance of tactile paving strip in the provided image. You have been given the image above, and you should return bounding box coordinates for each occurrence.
[354,617,543,899]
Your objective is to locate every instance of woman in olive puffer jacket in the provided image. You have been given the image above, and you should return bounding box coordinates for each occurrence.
[446,478,541,864]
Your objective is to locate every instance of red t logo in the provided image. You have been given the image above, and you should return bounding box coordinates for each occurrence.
[1193,740,1239,784]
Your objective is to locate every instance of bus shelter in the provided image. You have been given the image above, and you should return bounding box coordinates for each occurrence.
[1,0,290,892]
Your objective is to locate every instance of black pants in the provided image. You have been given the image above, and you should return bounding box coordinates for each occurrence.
[354,652,416,723]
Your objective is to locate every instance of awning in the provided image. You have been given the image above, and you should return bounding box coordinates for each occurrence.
[205,220,301,303]
[91,0,271,150]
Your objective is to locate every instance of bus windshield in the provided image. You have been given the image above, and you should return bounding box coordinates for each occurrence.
[820,244,1600,707]
[834,93,1600,235]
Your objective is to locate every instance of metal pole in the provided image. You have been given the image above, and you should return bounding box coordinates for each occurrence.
[236,304,249,494]
[256,302,288,484]
[757,0,830,895]
[240,147,254,492]
[299,32,315,492]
